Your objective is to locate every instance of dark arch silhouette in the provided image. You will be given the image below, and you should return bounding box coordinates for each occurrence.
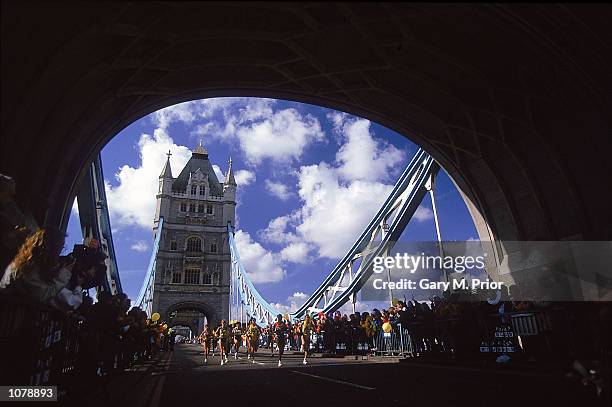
[164,301,215,327]
[168,321,199,336]
[1,3,610,252]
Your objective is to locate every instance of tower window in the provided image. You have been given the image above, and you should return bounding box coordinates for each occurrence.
[184,269,200,285]
[206,204,213,214]
[210,242,217,253]
[191,185,197,195]
[186,237,202,252]
[202,272,212,285]
[198,204,204,213]
[158,181,162,193]
[170,239,177,251]
[180,203,186,212]
[172,271,182,284]
[199,185,205,195]
[165,262,173,283]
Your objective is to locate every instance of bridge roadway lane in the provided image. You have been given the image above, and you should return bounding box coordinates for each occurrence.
[145,343,598,407]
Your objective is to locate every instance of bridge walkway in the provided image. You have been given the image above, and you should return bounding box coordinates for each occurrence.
[58,343,595,407]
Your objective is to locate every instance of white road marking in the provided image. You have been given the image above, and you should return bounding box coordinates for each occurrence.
[290,370,375,391]
[238,356,266,366]
[149,352,172,407]
[150,375,166,407]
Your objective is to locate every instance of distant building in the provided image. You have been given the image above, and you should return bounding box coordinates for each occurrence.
[151,141,236,331]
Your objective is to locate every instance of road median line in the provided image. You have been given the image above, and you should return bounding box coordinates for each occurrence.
[290,370,375,391]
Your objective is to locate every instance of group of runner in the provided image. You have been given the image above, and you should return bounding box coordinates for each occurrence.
[197,314,315,367]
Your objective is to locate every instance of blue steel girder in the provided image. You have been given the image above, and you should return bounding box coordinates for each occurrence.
[226,148,439,323]
[228,226,279,325]
[291,149,439,318]
[135,217,164,315]
[76,153,122,293]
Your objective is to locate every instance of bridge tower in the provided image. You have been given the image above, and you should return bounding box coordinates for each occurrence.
[151,142,234,332]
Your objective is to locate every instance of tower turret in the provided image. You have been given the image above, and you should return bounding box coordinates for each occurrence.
[155,150,173,221]
[151,141,231,327]
[160,150,173,179]
[224,157,237,187]
[222,158,237,226]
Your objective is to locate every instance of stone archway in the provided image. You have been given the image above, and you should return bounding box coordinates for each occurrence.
[1,4,610,291]
[168,320,198,337]
[164,301,216,331]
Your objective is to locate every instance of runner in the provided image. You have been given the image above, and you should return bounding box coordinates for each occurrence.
[301,315,314,365]
[267,323,275,356]
[231,321,243,359]
[246,318,261,363]
[199,324,212,364]
[214,320,230,365]
[273,314,290,367]
[210,326,217,357]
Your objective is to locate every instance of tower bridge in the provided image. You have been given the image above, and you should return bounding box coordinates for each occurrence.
[2,3,611,406]
[130,142,442,329]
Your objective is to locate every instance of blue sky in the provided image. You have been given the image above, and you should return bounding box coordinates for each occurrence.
[65,97,477,312]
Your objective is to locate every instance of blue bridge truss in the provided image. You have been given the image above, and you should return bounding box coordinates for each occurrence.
[131,149,439,325]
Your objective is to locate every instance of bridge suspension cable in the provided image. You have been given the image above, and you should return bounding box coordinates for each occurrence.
[228,224,279,326]
[135,217,164,315]
[227,148,440,323]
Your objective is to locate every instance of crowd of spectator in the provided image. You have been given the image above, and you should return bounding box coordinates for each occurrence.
[0,226,177,382]
[258,299,473,356]
[0,171,609,402]
[0,173,178,387]
[248,288,610,367]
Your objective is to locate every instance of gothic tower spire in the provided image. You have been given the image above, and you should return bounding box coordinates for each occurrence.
[224,157,237,186]
[160,150,173,179]
[193,135,208,156]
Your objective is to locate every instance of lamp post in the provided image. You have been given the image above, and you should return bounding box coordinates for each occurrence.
[425,174,448,285]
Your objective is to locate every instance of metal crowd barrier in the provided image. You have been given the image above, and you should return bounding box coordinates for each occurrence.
[0,297,81,385]
[246,307,600,361]
[372,323,413,357]
[304,329,373,355]
[510,312,553,337]
[254,328,375,355]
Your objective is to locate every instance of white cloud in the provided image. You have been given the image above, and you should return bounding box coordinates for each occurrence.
[211,165,224,182]
[292,291,308,299]
[235,170,256,186]
[265,180,293,201]
[152,102,198,130]
[200,97,247,119]
[337,299,370,315]
[259,213,300,245]
[327,111,349,136]
[258,115,410,261]
[413,205,434,222]
[149,98,325,167]
[262,163,394,259]
[334,116,405,182]
[105,128,191,229]
[296,164,395,258]
[235,108,325,165]
[211,165,256,186]
[280,242,311,264]
[196,99,325,165]
[269,292,309,314]
[130,240,149,252]
[234,230,285,284]
[151,98,250,131]
[71,197,79,215]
